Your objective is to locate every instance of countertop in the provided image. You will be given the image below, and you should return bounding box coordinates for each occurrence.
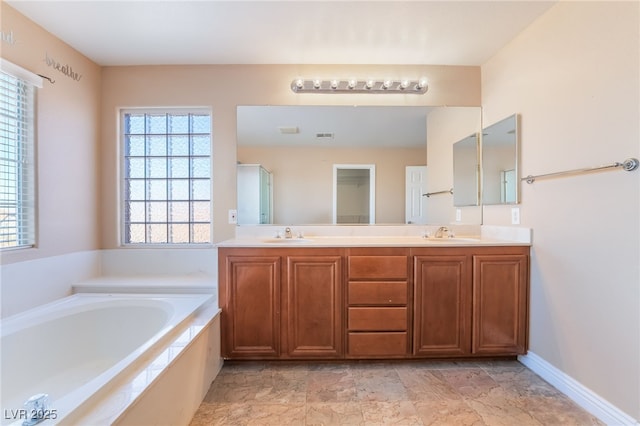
[217,235,531,248]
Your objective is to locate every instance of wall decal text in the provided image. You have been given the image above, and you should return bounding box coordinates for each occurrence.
[1,30,16,45]
[44,52,82,82]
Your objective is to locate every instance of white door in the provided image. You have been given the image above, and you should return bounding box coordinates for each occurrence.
[405,166,428,224]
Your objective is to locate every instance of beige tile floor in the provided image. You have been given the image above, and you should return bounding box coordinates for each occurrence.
[189,360,604,425]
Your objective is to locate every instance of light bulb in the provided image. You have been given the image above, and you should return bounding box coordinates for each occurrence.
[330,80,339,89]
[295,79,304,89]
[382,80,392,90]
[400,80,409,90]
[347,79,357,89]
[365,80,374,89]
[313,79,322,89]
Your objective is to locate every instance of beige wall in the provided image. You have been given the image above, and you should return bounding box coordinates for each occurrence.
[0,4,102,264]
[101,64,480,246]
[238,145,426,224]
[426,107,482,224]
[482,2,639,420]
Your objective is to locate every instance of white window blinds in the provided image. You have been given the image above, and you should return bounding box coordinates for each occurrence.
[0,60,40,249]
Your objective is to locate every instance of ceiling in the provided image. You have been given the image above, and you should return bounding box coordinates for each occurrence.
[237,105,434,148]
[7,1,556,66]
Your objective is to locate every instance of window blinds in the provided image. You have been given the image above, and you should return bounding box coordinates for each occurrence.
[0,60,40,249]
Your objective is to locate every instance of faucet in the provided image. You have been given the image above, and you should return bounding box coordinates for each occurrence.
[22,393,49,426]
[434,226,450,238]
[284,227,293,239]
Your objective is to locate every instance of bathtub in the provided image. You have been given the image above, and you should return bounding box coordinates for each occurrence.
[1,292,221,425]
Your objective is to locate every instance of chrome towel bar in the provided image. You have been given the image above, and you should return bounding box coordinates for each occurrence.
[522,158,639,184]
[423,188,453,197]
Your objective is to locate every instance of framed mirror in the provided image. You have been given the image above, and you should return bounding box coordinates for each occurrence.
[452,133,480,207]
[481,114,519,205]
[236,105,482,225]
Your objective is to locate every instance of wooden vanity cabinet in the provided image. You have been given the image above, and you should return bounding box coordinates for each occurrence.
[219,244,529,360]
[412,246,529,357]
[283,252,343,358]
[413,251,472,357]
[472,251,529,355]
[346,248,412,358]
[218,250,281,359]
[218,247,343,360]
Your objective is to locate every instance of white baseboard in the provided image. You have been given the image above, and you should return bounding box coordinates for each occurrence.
[518,352,639,426]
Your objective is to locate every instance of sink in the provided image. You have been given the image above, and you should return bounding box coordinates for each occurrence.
[422,237,481,243]
[262,238,313,244]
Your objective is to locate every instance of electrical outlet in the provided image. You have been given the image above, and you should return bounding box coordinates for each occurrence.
[511,207,520,225]
[228,209,237,224]
[456,208,462,222]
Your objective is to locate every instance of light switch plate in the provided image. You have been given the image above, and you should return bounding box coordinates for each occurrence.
[456,208,462,222]
[511,207,520,225]
[228,209,237,224]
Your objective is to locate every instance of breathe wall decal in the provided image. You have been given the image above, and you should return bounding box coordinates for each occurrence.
[44,52,82,82]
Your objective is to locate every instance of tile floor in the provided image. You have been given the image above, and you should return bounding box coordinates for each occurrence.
[189,360,604,425]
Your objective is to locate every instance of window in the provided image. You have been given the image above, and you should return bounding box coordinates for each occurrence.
[0,61,39,250]
[122,109,212,245]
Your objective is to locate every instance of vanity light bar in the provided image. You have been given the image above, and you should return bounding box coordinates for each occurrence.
[291,78,428,94]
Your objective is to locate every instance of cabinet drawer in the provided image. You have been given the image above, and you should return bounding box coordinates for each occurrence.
[348,256,408,280]
[348,307,407,331]
[348,281,408,305]
[348,332,408,356]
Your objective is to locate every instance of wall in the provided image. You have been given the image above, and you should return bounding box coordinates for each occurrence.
[425,107,482,224]
[0,4,102,265]
[481,2,639,421]
[100,64,480,246]
[238,145,425,224]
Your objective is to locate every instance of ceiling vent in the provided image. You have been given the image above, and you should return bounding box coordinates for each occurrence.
[316,132,334,139]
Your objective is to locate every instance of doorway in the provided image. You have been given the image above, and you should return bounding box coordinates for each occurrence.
[333,164,376,224]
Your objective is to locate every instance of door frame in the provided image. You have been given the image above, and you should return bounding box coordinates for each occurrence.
[332,164,376,224]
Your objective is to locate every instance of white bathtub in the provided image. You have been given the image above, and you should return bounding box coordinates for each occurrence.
[0,292,221,425]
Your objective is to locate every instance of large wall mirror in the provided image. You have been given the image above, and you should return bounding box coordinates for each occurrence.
[236,105,482,225]
[481,114,519,205]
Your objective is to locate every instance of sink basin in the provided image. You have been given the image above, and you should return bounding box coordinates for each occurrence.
[423,237,481,243]
[262,238,313,244]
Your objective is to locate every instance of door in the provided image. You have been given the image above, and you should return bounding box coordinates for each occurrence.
[222,254,281,358]
[472,254,528,355]
[405,166,427,224]
[284,254,343,358]
[413,254,472,356]
[259,166,272,223]
[501,169,516,204]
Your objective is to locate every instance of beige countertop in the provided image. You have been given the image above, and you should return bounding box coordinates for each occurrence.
[217,235,531,248]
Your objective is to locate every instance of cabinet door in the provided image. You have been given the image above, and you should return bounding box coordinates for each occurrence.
[284,255,343,358]
[223,255,281,358]
[413,255,471,356]
[472,254,529,355]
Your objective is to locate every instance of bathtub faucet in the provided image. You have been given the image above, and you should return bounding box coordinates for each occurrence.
[22,393,49,426]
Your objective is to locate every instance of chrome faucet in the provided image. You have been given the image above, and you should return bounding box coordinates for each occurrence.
[22,393,49,426]
[284,227,293,239]
[434,226,450,238]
